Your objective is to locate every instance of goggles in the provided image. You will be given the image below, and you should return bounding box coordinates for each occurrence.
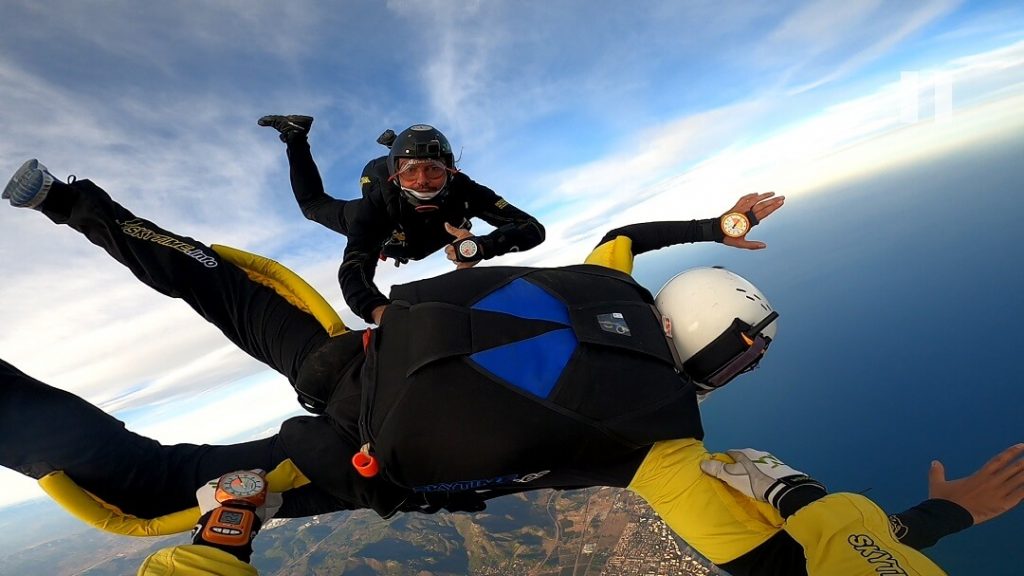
[394,159,448,186]
[682,311,779,391]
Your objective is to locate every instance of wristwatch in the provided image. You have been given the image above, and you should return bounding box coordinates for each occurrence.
[720,212,751,238]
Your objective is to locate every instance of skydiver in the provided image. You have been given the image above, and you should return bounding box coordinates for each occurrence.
[258,116,546,325]
[2,159,1008,574]
[4,356,1019,576]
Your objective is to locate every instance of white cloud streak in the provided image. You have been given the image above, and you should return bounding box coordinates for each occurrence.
[1,1,1022,511]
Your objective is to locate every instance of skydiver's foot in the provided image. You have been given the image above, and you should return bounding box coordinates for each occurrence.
[3,159,55,209]
[258,114,314,142]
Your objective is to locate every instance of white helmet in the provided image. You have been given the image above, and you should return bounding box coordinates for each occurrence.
[654,266,778,392]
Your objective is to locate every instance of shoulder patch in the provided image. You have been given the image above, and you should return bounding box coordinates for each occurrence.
[360,176,372,185]
[495,198,509,209]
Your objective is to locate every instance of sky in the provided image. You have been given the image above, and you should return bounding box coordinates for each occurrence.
[1,0,1023,560]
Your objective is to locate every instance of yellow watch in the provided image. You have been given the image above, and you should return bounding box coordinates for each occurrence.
[720,212,751,238]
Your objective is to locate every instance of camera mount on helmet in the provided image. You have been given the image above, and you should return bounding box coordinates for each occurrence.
[377,129,397,149]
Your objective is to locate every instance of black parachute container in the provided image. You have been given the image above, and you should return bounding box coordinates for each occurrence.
[356,265,703,492]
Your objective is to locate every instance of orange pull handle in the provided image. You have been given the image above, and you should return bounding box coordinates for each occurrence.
[352,450,379,478]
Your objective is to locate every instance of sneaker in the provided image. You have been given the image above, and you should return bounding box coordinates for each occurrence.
[257,115,314,142]
[3,159,55,209]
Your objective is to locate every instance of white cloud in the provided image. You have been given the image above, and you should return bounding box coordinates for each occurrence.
[2,1,1023,518]
[768,0,961,93]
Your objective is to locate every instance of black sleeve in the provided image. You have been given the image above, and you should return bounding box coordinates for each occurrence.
[596,219,724,255]
[717,530,809,576]
[337,188,392,324]
[889,499,974,550]
[285,135,349,234]
[462,175,545,259]
[719,497,976,576]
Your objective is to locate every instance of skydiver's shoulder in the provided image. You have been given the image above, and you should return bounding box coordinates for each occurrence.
[361,155,389,178]
[449,171,500,201]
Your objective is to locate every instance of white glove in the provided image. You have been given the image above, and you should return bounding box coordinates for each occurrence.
[700,448,824,510]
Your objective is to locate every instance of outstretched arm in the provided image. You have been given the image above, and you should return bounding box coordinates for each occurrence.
[892,443,1024,549]
[447,174,546,268]
[584,192,784,274]
[703,445,1024,575]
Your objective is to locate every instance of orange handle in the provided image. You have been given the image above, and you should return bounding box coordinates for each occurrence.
[352,451,379,478]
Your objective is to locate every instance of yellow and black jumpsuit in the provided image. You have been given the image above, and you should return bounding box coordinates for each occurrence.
[0,179,969,575]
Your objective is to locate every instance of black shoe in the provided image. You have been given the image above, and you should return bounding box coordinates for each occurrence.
[258,115,314,142]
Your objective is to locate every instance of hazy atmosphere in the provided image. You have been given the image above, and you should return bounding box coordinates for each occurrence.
[1,1,1023,574]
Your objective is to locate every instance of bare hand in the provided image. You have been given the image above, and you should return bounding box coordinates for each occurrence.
[721,191,785,250]
[929,443,1024,525]
[371,305,387,325]
[444,222,480,270]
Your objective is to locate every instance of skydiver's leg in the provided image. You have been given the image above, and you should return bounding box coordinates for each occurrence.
[34,178,329,382]
[0,359,289,518]
[286,135,352,235]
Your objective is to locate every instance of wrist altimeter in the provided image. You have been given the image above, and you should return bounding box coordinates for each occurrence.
[199,471,267,548]
[453,237,482,262]
[720,212,751,238]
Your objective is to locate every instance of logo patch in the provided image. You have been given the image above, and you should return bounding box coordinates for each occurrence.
[495,198,509,209]
[847,534,909,575]
[597,312,632,336]
[887,514,908,540]
[119,219,218,268]
[513,470,550,483]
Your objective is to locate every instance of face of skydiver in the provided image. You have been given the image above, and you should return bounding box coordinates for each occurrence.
[385,124,456,207]
[395,158,450,201]
[654,266,779,391]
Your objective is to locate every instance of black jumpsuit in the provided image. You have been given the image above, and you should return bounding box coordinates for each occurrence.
[286,137,545,323]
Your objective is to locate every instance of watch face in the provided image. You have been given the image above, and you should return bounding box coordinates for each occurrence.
[721,213,750,238]
[458,239,479,259]
[217,471,266,500]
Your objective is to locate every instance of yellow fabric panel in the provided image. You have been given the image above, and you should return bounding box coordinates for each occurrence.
[627,439,784,564]
[785,493,947,576]
[39,460,312,537]
[211,244,347,337]
[264,459,311,493]
[137,545,258,576]
[583,236,635,274]
[38,471,198,536]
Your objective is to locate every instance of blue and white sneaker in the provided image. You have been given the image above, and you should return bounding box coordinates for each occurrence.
[3,159,55,209]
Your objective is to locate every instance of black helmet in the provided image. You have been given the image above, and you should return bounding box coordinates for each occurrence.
[386,124,455,178]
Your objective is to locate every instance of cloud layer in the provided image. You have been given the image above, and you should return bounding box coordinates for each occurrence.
[1,0,1022,508]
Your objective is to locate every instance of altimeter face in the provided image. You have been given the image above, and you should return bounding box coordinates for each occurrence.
[721,212,751,238]
[216,471,266,504]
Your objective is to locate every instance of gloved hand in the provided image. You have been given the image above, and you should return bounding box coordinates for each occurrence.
[700,448,826,517]
[258,115,314,142]
[191,470,282,562]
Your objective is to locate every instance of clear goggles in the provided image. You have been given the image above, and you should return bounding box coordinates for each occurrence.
[682,311,779,391]
[394,159,449,186]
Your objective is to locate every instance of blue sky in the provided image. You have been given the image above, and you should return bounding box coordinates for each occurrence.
[1,0,1023,549]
